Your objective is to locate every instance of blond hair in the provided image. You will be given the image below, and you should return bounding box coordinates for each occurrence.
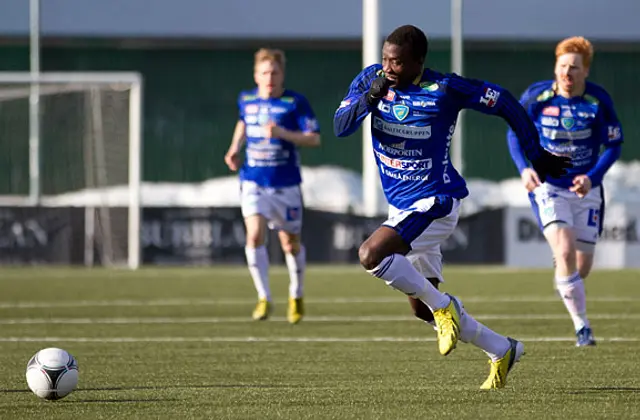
[555,36,594,68]
[254,48,286,72]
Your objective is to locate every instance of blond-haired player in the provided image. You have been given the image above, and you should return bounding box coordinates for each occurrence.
[225,48,321,324]
[507,37,623,346]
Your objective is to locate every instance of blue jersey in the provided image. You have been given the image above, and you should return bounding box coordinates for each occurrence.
[508,80,623,188]
[334,64,544,210]
[238,89,319,188]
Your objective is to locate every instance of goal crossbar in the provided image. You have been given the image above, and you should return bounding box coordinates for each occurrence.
[0,71,144,269]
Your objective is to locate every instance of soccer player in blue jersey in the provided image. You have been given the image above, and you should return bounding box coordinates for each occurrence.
[508,37,623,347]
[334,25,571,389]
[224,48,321,324]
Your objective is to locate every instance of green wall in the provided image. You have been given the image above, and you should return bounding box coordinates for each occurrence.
[0,43,638,194]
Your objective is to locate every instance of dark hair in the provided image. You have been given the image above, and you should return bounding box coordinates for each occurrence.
[385,25,428,62]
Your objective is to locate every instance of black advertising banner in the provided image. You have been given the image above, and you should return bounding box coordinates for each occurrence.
[0,207,85,264]
[0,206,506,265]
[140,207,505,265]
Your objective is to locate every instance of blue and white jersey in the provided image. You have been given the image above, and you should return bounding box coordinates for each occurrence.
[334,64,544,210]
[508,80,623,188]
[238,89,319,188]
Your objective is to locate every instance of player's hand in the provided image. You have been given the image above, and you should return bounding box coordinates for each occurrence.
[366,77,393,106]
[570,174,592,198]
[224,149,241,172]
[520,168,541,192]
[530,150,572,183]
[264,121,285,139]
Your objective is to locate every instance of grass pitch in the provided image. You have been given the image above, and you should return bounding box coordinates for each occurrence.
[0,265,639,419]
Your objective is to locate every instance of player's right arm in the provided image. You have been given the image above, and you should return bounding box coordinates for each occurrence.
[333,65,389,137]
[224,119,246,172]
[225,93,249,172]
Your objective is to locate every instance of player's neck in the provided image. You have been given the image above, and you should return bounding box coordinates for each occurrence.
[258,87,284,99]
[556,83,585,99]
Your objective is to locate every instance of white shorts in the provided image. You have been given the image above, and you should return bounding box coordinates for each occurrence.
[240,181,303,234]
[384,196,461,281]
[529,183,604,251]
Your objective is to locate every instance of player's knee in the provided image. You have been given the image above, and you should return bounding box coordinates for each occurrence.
[246,235,264,247]
[555,245,576,265]
[280,240,299,255]
[358,243,382,271]
[578,266,591,279]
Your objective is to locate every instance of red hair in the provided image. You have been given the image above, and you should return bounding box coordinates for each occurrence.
[555,36,594,68]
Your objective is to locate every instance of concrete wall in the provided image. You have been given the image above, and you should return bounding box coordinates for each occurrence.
[1,0,638,40]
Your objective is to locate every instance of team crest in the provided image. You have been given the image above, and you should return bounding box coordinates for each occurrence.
[258,113,270,125]
[561,117,575,129]
[392,104,409,121]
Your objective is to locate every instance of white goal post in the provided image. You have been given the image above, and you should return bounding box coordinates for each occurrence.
[0,72,143,269]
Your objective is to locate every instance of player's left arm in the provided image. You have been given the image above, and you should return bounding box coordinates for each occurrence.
[447,76,544,164]
[271,95,321,147]
[585,90,623,186]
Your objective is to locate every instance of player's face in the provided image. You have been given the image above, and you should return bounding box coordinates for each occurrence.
[254,60,284,97]
[382,42,423,88]
[555,53,589,96]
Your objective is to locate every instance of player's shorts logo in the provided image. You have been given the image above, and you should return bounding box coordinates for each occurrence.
[588,208,600,227]
[392,104,409,121]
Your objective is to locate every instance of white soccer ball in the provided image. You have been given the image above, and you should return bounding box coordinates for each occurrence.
[25,347,79,400]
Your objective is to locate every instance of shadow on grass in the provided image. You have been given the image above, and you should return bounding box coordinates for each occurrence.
[60,398,177,404]
[1,383,293,394]
[567,387,640,394]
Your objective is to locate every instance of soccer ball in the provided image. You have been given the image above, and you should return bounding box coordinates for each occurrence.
[25,347,79,400]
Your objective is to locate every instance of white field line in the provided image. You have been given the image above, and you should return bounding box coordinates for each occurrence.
[0,336,638,343]
[0,313,638,325]
[0,296,637,309]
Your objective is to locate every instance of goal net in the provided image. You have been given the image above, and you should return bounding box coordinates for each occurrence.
[0,72,143,269]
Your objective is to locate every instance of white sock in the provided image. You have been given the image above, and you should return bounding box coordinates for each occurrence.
[245,246,271,301]
[555,272,590,331]
[285,245,306,298]
[451,296,511,362]
[367,254,450,310]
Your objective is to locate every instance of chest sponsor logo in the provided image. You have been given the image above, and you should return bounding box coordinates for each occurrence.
[374,150,433,170]
[373,117,431,139]
[542,127,592,140]
[245,104,258,114]
[542,106,560,116]
[540,117,559,127]
[412,100,436,107]
[270,106,287,114]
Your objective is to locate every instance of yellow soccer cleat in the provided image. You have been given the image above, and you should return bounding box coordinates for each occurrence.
[480,337,525,390]
[252,298,272,321]
[432,295,461,356]
[287,297,304,324]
